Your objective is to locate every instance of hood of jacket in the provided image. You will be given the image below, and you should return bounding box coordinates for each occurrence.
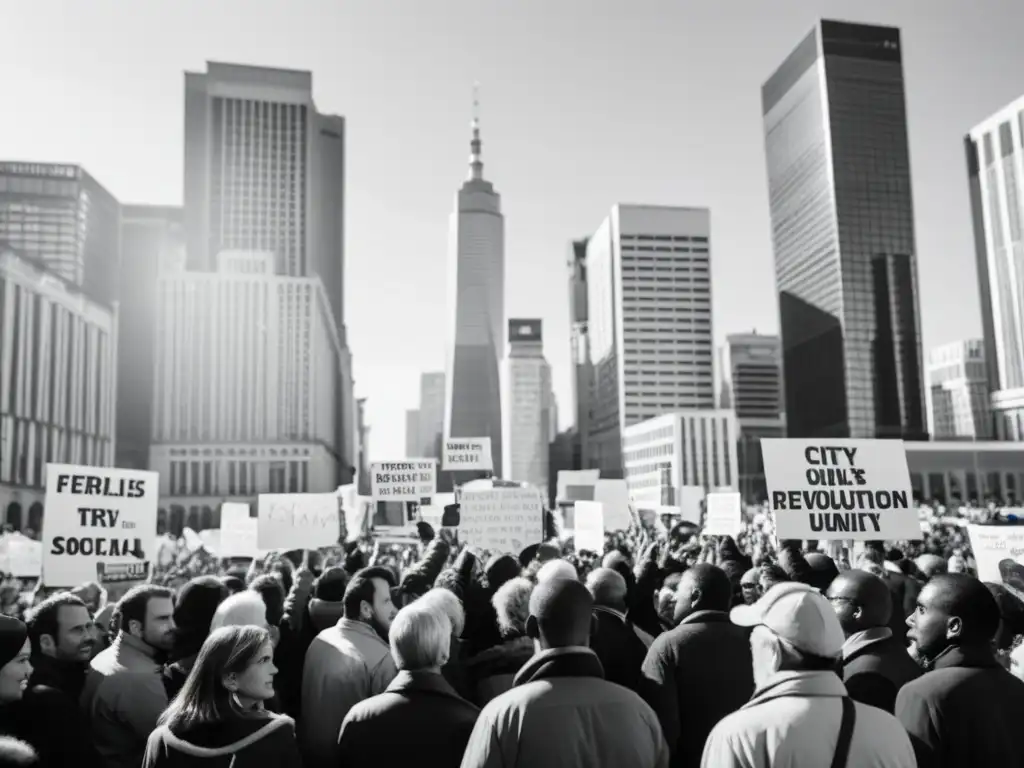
[308,598,345,632]
[154,713,294,757]
[465,636,534,678]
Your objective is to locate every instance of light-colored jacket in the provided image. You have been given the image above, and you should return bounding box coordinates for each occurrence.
[460,646,669,768]
[299,618,397,766]
[80,633,169,768]
[701,670,917,768]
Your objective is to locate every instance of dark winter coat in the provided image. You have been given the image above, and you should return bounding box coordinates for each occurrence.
[839,628,920,714]
[142,713,302,768]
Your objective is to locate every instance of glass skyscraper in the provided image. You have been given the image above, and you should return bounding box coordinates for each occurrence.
[762,20,927,440]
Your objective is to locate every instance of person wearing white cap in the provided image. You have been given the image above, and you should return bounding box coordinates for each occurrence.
[700,582,916,768]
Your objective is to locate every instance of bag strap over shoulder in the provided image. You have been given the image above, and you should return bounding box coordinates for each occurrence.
[829,697,856,768]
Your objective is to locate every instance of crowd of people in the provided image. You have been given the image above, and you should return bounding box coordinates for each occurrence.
[0,510,1020,767]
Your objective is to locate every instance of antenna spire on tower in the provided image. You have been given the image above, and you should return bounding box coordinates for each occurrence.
[469,81,483,181]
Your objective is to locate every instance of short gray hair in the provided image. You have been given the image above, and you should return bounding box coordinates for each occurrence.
[209,591,268,633]
[492,577,533,639]
[417,588,465,637]
[390,604,452,671]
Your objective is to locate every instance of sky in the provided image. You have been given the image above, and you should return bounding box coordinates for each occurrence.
[3,0,1023,462]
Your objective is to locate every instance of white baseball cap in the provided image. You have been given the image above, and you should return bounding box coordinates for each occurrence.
[731,581,846,658]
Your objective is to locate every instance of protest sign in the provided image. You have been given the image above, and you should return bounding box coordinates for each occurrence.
[257,493,340,550]
[0,534,42,578]
[43,463,158,587]
[704,492,742,537]
[761,439,920,541]
[557,470,599,502]
[679,486,705,526]
[574,501,605,553]
[968,525,1024,583]
[593,479,634,531]
[220,503,259,557]
[442,438,493,471]
[371,459,436,501]
[459,487,543,553]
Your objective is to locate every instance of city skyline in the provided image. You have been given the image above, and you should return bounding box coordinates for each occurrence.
[4,1,1023,460]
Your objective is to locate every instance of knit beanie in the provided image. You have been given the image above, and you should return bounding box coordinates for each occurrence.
[485,554,522,592]
[314,567,350,602]
[0,615,27,667]
[172,576,229,662]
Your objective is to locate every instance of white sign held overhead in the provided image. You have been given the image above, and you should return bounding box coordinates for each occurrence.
[968,525,1024,584]
[371,460,437,501]
[593,479,634,532]
[704,492,742,537]
[761,439,921,541]
[459,487,543,554]
[442,438,493,471]
[574,501,605,553]
[220,503,259,558]
[257,493,340,551]
[42,464,159,587]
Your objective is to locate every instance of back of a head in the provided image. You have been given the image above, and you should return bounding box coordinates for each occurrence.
[930,573,1001,645]
[536,559,578,585]
[0,737,37,767]
[682,563,733,613]
[916,553,948,580]
[528,577,593,648]
[803,553,840,593]
[173,577,229,647]
[492,577,534,640]
[416,588,465,638]
[209,591,267,633]
[314,567,350,602]
[249,574,286,626]
[389,604,452,672]
[586,568,627,611]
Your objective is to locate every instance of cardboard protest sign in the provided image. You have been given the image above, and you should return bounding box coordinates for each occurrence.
[220,503,259,557]
[968,525,1024,584]
[371,460,436,501]
[442,438,493,471]
[459,487,543,553]
[43,464,158,587]
[761,439,920,541]
[593,479,634,531]
[574,501,605,553]
[0,534,42,578]
[704,492,742,537]
[257,493,340,550]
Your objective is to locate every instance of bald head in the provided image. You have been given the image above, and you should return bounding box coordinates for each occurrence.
[586,568,627,612]
[536,559,578,584]
[602,550,629,571]
[528,576,594,649]
[827,570,892,635]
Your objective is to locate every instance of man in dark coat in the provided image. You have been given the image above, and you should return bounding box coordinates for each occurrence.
[586,568,652,692]
[640,563,753,768]
[826,570,920,713]
[22,593,101,767]
[337,604,479,768]
[897,573,1024,768]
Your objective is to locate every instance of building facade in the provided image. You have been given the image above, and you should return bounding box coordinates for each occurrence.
[501,319,552,490]
[116,205,185,470]
[0,162,121,308]
[1,246,118,531]
[444,92,505,475]
[966,95,1024,440]
[569,237,593,469]
[587,204,714,478]
[417,372,445,460]
[150,251,346,531]
[623,410,739,506]
[356,397,370,496]
[906,442,1024,505]
[183,62,355,485]
[723,332,785,502]
[405,409,421,458]
[928,340,992,440]
[763,20,927,440]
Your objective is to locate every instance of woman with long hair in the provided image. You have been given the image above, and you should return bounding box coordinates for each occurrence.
[142,625,301,767]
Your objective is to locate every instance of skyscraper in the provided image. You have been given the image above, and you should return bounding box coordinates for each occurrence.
[762,20,926,440]
[0,162,121,307]
[181,62,355,487]
[417,372,445,459]
[966,96,1024,440]
[501,319,552,490]
[444,87,505,475]
[928,340,992,439]
[116,205,184,470]
[405,409,421,458]
[568,237,592,469]
[586,204,714,477]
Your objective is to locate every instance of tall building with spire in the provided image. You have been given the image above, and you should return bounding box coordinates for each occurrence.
[444,86,505,477]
